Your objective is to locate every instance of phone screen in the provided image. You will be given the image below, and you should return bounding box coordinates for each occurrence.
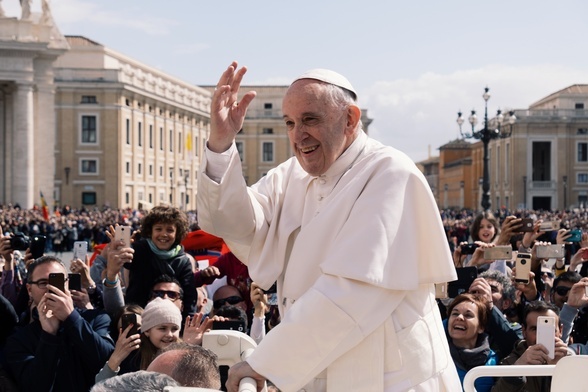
[48,272,65,293]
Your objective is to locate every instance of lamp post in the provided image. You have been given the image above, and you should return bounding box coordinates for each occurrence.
[457,87,516,211]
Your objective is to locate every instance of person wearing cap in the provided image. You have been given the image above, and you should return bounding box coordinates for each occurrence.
[197,61,461,391]
[95,297,183,383]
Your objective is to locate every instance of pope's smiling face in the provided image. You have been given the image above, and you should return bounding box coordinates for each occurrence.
[282,79,359,177]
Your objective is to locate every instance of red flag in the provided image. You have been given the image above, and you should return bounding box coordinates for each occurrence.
[40,191,49,221]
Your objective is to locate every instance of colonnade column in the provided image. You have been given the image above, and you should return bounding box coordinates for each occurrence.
[12,82,34,208]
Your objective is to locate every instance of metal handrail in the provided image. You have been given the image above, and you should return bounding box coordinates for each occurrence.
[463,364,556,392]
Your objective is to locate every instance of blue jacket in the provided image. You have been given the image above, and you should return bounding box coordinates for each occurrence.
[4,308,114,392]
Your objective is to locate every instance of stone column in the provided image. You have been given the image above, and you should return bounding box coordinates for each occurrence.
[12,82,34,208]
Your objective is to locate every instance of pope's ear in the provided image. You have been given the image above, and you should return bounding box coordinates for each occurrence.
[346,104,361,132]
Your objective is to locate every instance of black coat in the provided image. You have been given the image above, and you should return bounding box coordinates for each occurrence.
[124,239,196,320]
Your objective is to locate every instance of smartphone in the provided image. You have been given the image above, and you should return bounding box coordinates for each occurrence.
[515,253,532,283]
[568,229,583,243]
[212,320,246,332]
[73,241,88,261]
[461,243,479,255]
[68,273,82,291]
[30,235,46,259]
[539,220,561,232]
[114,226,132,247]
[263,282,277,294]
[536,315,556,359]
[48,272,65,293]
[448,266,478,298]
[435,282,448,299]
[121,313,141,336]
[483,246,512,260]
[519,218,535,232]
[536,244,564,259]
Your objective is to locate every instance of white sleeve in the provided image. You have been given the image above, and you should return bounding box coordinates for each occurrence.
[203,143,235,183]
[249,315,266,345]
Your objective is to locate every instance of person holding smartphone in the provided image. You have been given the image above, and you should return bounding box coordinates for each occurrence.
[493,301,573,392]
[3,255,114,392]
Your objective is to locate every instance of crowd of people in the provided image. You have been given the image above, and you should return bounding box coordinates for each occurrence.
[4,59,588,392]
[0,204,281,392]
[3,204,588,391]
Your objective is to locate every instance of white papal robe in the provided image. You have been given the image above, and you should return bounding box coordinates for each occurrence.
[197,131,461,392]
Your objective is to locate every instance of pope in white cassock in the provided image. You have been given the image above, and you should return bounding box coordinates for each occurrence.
[197,61,462,392]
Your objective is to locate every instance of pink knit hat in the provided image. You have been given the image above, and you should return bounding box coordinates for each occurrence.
[140,297,182,332]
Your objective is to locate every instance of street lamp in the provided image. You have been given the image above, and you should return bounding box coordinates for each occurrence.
[457,87,516,211]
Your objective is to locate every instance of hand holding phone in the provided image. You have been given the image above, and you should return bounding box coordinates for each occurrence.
[536,315,556,359]
[519,218,535,232]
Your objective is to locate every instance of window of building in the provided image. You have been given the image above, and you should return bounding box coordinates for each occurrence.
[262,128,273,134]
[262,142,274,162]
[264,103,273,109]
[160,166,163,177]
[126,161,130,174]
[579,195,588,207]
[149,193,153,203]
[179,132,182,154]
[81,95,97,104]
[149,164,153,176]
[236,141,244,161]
[149,125,153,148]
[80,159,98,174]
[125,192,130,204]
[160,192,165,201]
[126,119,130,144]
[532,141,551,181]
[578,142,588,162]
[138,122,142,146]
[125,99,130,106]
[194,136,199,157]
[138,163,142,175]
[578,128,588,135]
[81,115,97,144]
[576,103,585,109]
[82,192,96,205]
[169,130,173,152]
[138,191,144,201]
[159,127,163,151]
[578,173,588,183]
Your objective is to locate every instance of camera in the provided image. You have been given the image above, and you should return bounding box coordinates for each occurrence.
[9,233,31,251]
[461,243,479,255]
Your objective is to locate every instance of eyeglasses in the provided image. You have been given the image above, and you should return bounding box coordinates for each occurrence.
[29,279,50,289]
[213,295,244,310]
[151,290,182,301]
[554,286,571,296]
[29,278,69,290]
[542,271,554,279]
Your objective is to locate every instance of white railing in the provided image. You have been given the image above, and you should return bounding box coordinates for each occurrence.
[463,364,555,392]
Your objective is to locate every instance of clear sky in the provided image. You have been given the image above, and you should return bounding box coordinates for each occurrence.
[5,0,588,162]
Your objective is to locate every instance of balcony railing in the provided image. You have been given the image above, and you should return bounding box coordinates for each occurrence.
[529,180,556,189]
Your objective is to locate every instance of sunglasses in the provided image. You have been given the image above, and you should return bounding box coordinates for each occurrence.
[213,295,243,310]
[554,286,571,296]
[151,290,182,301]
[542,271,554,279]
